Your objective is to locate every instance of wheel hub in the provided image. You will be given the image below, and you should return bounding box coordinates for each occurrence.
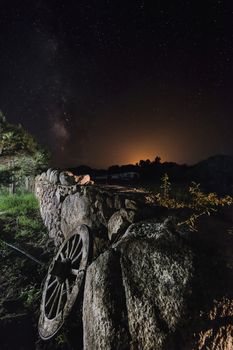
[50,258,72,282]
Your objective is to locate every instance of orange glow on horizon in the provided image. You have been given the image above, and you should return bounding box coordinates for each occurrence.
[114,136,177,166]
[120,148,169,165]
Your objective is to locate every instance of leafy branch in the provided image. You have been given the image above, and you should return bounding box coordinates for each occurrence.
[146,174,233,231]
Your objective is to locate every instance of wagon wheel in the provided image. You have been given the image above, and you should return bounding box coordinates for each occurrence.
[38,224,91,340]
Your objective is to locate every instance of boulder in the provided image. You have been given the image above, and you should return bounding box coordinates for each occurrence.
[39,172,47,181]
[125,198,138,210]
[74,174,91,185]
[120,208,138,223]
[46,168,53,180]
[83,220,193,350]
[59,171,76,186]
[49,169,59,184]
[107,211,130,241]
[60,192,93,237]
[83,250,130,350]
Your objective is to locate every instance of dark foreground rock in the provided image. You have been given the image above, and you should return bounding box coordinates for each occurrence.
[83,250,130,349]
[83,217,233,350]
[83,220,194,350]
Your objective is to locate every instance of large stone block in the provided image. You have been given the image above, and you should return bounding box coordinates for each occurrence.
[83,250,130,350]
[83,220,194,350]
[61,192,93,237]
[107,210,130,241]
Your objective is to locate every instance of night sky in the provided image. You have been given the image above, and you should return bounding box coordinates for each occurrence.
[0,1,233,168]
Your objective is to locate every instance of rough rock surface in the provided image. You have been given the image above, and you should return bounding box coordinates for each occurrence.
[61,191,92,237]
[83,220,194,350]
[83,250,130,350]
[59,171,77,186]
[83,216,233,350]
[35,170,159,245]
[107,210,130,241]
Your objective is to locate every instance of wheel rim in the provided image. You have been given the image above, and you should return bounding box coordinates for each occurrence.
[38,224,90,340]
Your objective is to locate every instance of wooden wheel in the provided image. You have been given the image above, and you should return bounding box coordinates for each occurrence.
[38,224,91,340]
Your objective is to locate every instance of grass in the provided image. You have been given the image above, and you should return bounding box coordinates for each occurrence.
[0,192,49,320]
[0,192,39,215]
[0,190,68,349]
[0,192,46,240]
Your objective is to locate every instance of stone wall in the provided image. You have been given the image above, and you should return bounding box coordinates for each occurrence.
[35,169,162,246]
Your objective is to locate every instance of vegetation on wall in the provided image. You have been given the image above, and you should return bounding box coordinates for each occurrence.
[147,173,233,231]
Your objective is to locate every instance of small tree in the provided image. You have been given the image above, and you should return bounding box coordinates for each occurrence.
[0,115,40,156]
[0,112,50,191]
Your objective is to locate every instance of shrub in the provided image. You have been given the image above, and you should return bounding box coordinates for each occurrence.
[146,174,233,231]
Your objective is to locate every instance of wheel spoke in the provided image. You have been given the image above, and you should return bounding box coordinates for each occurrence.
[70,235,81,260]
[65,279,70,297]
[48,285,61,319]
[56,283,64,316]
[68,235,76,258]
[72,249,82,263]
[60,252,65,261]
[45,282,59,307]
[47,278,57,291]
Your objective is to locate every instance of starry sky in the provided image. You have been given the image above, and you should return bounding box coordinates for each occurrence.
[0,0,233,168]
